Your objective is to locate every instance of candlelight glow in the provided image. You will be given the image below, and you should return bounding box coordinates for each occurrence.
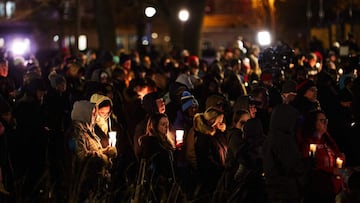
[109,131,117,147]
[175,130,184,145]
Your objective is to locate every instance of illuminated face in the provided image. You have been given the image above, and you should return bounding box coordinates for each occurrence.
[238,113,250,130]
[156,98,166,114]
[158,117,169,136]
[122,60,131,70]
[98,105,111,118]
[304,86,318,102]
[315,113,328,134]
[0,61,8,77]
[249,105,257,118]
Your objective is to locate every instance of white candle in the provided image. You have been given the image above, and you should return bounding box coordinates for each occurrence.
[309,144,317,157]
[336,157,343,168]
[175,130,184,145]
[109,131,117,147]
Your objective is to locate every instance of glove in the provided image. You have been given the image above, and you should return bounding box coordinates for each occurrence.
[103,146,118,158]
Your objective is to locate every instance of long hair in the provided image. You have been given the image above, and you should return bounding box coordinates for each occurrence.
[146,113,175,149]
[232,109,249,128]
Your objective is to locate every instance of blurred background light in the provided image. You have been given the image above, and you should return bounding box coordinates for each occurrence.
[78,35,87,51]
[178,9,190,22]
[10,38,30,56]
[145,6,156,18]
[257,31,271,46]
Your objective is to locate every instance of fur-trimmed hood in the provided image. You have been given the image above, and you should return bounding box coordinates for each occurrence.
[193,113,216,136]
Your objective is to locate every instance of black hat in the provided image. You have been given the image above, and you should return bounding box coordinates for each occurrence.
[281,80,297,94]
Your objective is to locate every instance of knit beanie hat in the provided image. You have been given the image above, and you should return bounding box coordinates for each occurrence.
[180,91,199,112]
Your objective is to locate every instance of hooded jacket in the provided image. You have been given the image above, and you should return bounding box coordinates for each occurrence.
[191,111,227,193]
[70,100,108,167]
[90,93,113,137]
[262,104,307,200]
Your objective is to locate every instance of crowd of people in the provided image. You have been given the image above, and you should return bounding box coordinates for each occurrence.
[0,38,360,202]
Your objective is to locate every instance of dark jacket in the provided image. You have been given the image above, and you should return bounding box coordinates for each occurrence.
[193,113,227,193]
[263,104,307,201]
[139,134,175,181]
[292,95,320,116]
[223,119,267,202]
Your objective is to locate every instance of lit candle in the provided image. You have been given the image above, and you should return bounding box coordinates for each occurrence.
[175,130,184,145]
[309,144,317,157]
[336,157,343,168]
[109,131,117,147]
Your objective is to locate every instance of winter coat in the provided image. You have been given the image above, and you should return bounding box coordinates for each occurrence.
[66,101,111,201]
[299,131,344,200]
[193,113,227,193]
[263,104,308,201]
[223,119,267,202]
[138,134,175,181]
[293,95,320,116]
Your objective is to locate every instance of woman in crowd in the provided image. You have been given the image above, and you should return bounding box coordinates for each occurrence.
[137,113,176,201]
[191,107,227,199]
[293,79,321,116]
[89,93,136,198]
[223,110,250,192]
[298,110,345,202]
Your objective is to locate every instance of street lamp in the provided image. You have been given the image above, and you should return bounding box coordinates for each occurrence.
[145,6,156,18]
[178,9,190,22]
[178,8,189,49]
[144,6,157,51]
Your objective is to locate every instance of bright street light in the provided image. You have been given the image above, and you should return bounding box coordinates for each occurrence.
[178,9,189,22]
[10,38,30,56]
[145,6,157,18]
[257,31,271,46]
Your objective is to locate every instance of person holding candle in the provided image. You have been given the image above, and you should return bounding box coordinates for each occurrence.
[65,100,117,202]
[173,91,199,149]
[90,93,124,148]
[138,113,176,201]
[298,110,345,202]
[89,93,136,198]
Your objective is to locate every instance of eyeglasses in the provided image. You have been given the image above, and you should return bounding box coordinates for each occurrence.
[318,118,328,124]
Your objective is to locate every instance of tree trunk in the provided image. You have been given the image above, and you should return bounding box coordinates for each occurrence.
[159,0,206,57]
[94,0,116,52]
[183,0,206,56]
